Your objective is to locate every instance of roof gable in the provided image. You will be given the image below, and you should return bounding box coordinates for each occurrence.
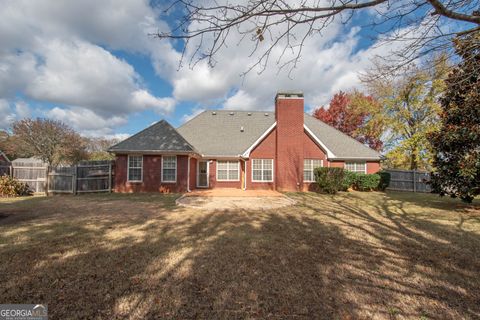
[109,120,195,153]
[177,110,275,156]
[304,115,381,159]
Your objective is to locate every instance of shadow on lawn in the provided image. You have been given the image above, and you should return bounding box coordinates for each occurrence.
[296,192,480,319]
[0,193,479,319]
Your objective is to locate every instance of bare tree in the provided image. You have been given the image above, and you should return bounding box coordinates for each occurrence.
[155,0,479,76]
[12,119,88,195]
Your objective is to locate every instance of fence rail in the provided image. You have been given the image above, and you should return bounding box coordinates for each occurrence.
[385,169,431,193]
[1,160,114,194]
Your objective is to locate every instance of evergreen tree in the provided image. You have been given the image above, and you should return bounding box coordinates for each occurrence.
[429,32,480,202]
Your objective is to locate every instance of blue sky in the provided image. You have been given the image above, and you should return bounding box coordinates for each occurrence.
[0,0,402,139]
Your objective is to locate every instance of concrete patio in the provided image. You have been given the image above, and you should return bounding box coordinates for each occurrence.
[177,188,294,210]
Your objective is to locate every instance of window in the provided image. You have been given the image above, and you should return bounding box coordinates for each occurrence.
[128,155,143,182]
[162,155,177,182]
[217,160,240,181]
[252,159,273,182]
[345,161,366,173]
[303,159,323,182]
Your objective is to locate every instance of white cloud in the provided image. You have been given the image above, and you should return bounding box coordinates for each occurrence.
[0,100,16,129]
[0,0,176,134]
[224,90,264,110]
[130,90,176,115]
[165,17,406,111]
[14,101,31,119]
[47,106,128,136]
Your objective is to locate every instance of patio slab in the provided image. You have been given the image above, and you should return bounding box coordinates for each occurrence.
[186,189,283,197]
[177,189,295,210]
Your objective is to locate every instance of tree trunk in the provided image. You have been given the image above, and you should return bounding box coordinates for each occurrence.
[45,165,50,196]
[410,150,418,170]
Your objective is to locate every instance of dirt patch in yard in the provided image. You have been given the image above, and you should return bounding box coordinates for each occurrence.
[0,192,479,319]
[176,194,295,210]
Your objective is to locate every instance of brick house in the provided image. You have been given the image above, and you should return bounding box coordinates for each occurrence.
[109,91,381,192]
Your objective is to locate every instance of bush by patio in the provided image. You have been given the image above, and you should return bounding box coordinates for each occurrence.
[354,173,381,191]
[0,175,32,197]
[314,167,345,194]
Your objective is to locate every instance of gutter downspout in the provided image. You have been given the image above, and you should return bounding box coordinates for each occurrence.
[187,155,191,192]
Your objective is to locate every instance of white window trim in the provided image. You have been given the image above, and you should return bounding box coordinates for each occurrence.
[251,159,274,182]
[216,160,240,182]
[303,159,324,182]
[344,161,367,174]
[161,155,177,183]
[127,155,143,183]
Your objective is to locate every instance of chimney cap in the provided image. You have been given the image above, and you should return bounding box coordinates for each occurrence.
[275,90,304,99]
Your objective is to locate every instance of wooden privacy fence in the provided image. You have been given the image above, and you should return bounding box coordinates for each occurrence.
[385,169,431,193]
[49,161,113,194]
[1,159,114,194]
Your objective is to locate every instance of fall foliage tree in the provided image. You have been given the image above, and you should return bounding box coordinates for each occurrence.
[313,91,384,151]
[429,31,480,202]
[365,55,450,170]
[12,118,88,166]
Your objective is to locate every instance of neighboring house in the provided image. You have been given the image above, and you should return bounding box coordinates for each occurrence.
[109,91,381,192]
[0,150,10,166]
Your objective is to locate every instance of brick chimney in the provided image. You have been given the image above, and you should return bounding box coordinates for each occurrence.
[275,91,304,191]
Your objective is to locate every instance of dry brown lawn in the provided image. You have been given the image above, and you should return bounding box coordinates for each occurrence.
[0,191,479,319]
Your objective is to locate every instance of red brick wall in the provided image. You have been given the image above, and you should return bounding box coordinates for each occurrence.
[367,161,380,174]
[303,131,327,191]
[328,161,345,168]
[246,128,276,190]
[275,96,304,191]
[115,154,189,193]
[208,160,243,189]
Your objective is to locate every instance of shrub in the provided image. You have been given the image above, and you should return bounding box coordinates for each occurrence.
[0,175,32,197]
[354,173,381,191]
[377,171,391,191]
[342,170,359,191]
[314,167,345,194]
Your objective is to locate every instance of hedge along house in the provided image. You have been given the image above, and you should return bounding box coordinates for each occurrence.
[109,91,381,193]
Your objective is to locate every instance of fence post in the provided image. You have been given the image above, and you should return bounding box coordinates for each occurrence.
[108,162,112,193]
[72,165,77,195]
[413,170,416,193]
[9,165,12,177]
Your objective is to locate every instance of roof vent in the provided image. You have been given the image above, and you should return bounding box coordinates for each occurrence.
[247,112,252,116]
[229,112,234,115]
[212,111,216,115]
[264,113,269,116]
[240,126,244,132]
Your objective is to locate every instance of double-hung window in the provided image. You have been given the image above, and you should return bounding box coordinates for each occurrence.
[252,159,273,182]
[128,155,143,182]
[217,160,240,181]
[345,161,366,173]
[303,159,323,182]
[162,155,177,182]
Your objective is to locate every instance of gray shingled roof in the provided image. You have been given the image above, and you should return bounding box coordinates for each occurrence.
[304,114,381,159]
[109,120,195,153]
[177,110,276,156]
[110,110,380,159]
[177,110,380,159]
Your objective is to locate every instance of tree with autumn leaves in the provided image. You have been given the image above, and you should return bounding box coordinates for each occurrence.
[313,91,384,151]
[315,56,450,171]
